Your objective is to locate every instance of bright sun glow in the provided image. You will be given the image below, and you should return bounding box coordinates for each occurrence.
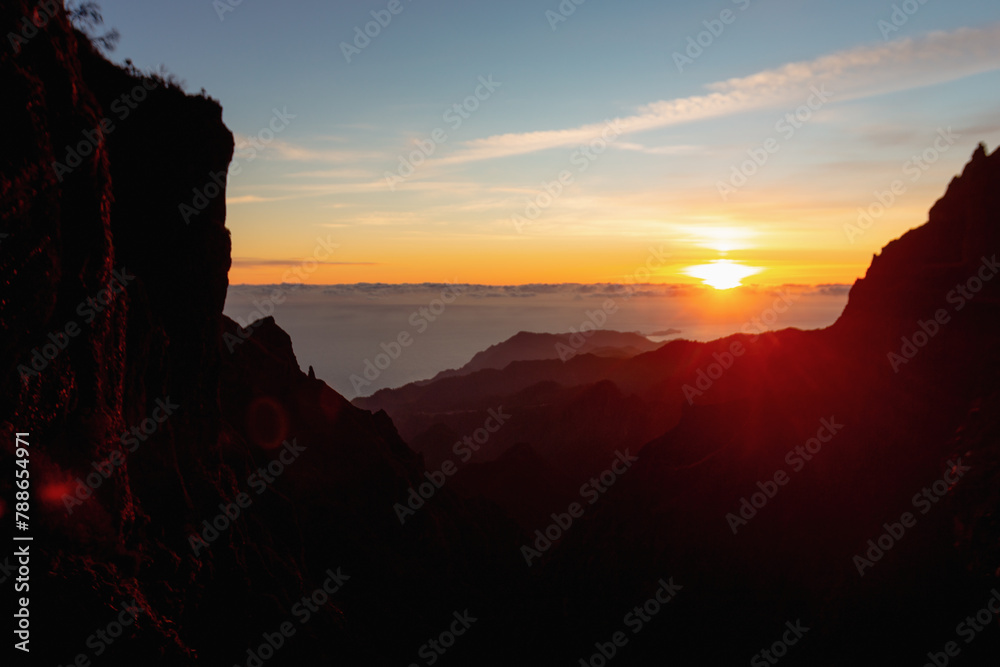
[674,224,759,254]
[685,260,763,290]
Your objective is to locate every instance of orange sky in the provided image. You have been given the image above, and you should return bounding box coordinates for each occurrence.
[226,193,940,287]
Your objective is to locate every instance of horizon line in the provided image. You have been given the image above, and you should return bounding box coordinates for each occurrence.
[226,281,854,289]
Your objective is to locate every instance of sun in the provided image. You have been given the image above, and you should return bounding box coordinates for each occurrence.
[685,260,763,290]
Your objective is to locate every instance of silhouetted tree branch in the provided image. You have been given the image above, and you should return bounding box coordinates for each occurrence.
[67,1,120,53]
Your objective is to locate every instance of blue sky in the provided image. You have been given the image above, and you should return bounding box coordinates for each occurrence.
[94,0,1000,286]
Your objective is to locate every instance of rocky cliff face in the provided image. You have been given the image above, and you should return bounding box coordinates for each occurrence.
[834,144,1000,368]
[1,6,523,665]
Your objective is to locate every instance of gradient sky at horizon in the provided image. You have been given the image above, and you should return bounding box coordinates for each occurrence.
[95,0,1000,286]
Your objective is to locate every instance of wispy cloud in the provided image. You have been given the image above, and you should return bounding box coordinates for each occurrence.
[615,142,704,156]
[430,24,1000,166]
[285,168,376,179]
[227,195,281,204]
[233,137,382,163]
[232,257,377,267]
[239,179,535,198]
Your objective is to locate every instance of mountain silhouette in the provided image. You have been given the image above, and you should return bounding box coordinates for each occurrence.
[357,146,1000,663]
[3,6,1000,665]
[417,329,666,384]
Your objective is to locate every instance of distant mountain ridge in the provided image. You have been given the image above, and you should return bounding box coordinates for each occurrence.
[419,329,666,383]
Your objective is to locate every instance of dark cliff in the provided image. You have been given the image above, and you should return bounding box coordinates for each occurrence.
[1,5,524,665]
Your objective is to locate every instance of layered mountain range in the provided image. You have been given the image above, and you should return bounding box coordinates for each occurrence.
[2,5,999,665]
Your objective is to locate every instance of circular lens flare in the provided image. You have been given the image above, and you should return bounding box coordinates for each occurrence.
[246,397,290,449]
